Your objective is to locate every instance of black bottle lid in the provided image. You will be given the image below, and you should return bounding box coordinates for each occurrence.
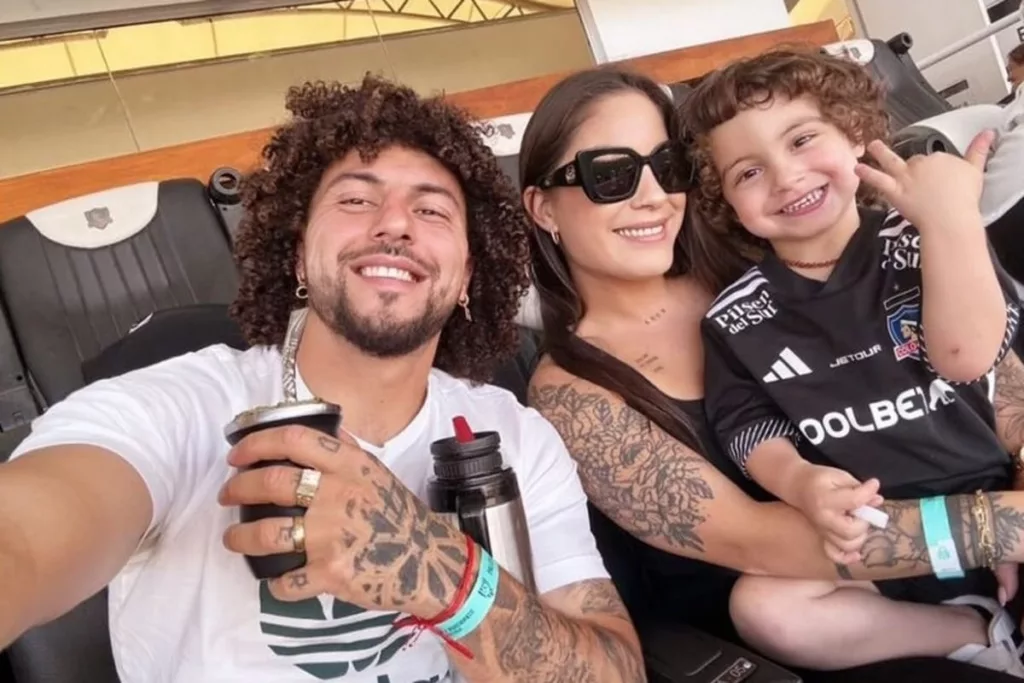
[430,416,503,481]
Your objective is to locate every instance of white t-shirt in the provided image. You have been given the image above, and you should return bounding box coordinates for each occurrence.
[11,344,607,683]
[982,82,1024,225]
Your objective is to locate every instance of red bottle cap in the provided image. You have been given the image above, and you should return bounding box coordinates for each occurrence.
[452,415,474,444]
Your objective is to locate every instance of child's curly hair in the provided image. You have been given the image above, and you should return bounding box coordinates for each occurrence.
[229,74,532,383]
[682,47,890,262]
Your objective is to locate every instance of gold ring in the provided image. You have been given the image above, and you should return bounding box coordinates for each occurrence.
[295,468,322,507]
[290,516,306,553]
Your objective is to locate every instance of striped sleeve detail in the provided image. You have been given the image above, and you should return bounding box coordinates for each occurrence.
[726,418,798,476]
[705,267,768,320]
[996,301,1020,366]
[920,301,1021,385]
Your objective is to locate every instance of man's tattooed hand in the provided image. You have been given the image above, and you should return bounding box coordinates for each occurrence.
[220,424,466,619]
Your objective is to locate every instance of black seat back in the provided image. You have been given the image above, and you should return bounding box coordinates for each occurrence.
[823,35,953,130]
[0,292,36,437]
[81,304,248,384]
[8,304,249,683]
[0,179,238,411]
[9,590,117,683]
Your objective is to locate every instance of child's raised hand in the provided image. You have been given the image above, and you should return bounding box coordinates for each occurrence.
[853,131,995,230]
[792,465,883,564]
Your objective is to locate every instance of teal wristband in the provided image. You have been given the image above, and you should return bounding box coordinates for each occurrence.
[919,496,964,580]
[439,549,500,641]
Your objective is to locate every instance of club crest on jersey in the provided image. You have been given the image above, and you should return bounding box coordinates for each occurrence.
[884,287,921,362]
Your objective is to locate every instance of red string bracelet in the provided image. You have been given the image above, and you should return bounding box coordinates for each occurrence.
[396,533,478,659]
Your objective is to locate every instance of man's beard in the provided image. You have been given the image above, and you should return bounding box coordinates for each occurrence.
[308,276,455,358]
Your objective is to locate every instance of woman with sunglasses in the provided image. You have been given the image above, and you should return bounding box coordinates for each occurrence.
[520,66,1024,672]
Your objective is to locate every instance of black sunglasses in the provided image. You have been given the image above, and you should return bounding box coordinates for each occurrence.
[537,140,696,204]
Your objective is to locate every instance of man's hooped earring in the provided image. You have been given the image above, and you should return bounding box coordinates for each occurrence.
[295,282,308,300]
[458,292,472,322]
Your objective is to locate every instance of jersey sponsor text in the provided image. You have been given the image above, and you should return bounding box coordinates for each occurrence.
[880,230,921,271]
[711,289,779,335]
[830,343,882,369]
[798,377,956,445]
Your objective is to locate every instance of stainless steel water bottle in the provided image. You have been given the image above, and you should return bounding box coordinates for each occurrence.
[426,417,536,592]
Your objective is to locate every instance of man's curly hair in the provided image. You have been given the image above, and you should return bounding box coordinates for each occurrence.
[682,48,890,261]
[229,74,532,383]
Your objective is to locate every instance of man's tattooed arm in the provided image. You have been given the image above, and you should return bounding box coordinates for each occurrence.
[450,576,645,683]
[266,432,641,681]
[993,349,1024,455]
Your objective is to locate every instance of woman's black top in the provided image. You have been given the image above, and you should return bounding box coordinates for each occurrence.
[588,398,761,641]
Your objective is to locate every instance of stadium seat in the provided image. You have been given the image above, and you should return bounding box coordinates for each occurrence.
[889,104,1024,295]
[0,178,238,423]
[0,296,34,452]
[0,177,238,683]
[207,167,245,242]
[891,105,1005,159]
[823,34,953,130]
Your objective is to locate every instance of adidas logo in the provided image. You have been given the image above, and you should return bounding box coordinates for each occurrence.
[763,348,812,383]
[257,583,440,681]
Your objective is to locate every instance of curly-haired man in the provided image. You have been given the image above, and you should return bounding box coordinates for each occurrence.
[0,76,643,682]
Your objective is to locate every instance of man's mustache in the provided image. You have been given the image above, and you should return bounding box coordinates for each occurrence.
[339,243,438,279]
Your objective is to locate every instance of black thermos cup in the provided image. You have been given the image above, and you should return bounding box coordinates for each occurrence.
[224,400,342,580]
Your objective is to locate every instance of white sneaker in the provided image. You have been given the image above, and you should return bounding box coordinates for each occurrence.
[944,594,1024,678]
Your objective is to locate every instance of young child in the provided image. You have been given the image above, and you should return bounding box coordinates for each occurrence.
[687,49,1024,674]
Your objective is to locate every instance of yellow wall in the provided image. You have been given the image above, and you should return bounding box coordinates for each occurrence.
[0,10,592,179]
[0,0,568,90]
[789,0,855,38]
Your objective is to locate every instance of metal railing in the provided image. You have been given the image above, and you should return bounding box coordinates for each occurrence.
[918,10,1022,69]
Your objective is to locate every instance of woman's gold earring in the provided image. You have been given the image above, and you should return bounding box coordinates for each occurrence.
[458,292,472,322]
[295,282,308,300]
[551,230,560,245]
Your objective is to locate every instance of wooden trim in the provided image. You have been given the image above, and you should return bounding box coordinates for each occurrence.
[0,20,837,223]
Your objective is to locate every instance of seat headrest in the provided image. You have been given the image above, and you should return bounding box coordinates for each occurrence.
[668,82,694,105]
[822,39,877,66]
[479,112,532,157]
[902,105,1006,156]
[514,285,543,331]
[25,182,160,249]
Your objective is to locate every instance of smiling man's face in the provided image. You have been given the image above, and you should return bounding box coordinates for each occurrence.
[298,145,472,357]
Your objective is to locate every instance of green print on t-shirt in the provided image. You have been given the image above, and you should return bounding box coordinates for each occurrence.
[258,582,414,680]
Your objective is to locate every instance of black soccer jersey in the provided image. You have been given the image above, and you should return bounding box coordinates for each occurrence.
[702,208,1022,499]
